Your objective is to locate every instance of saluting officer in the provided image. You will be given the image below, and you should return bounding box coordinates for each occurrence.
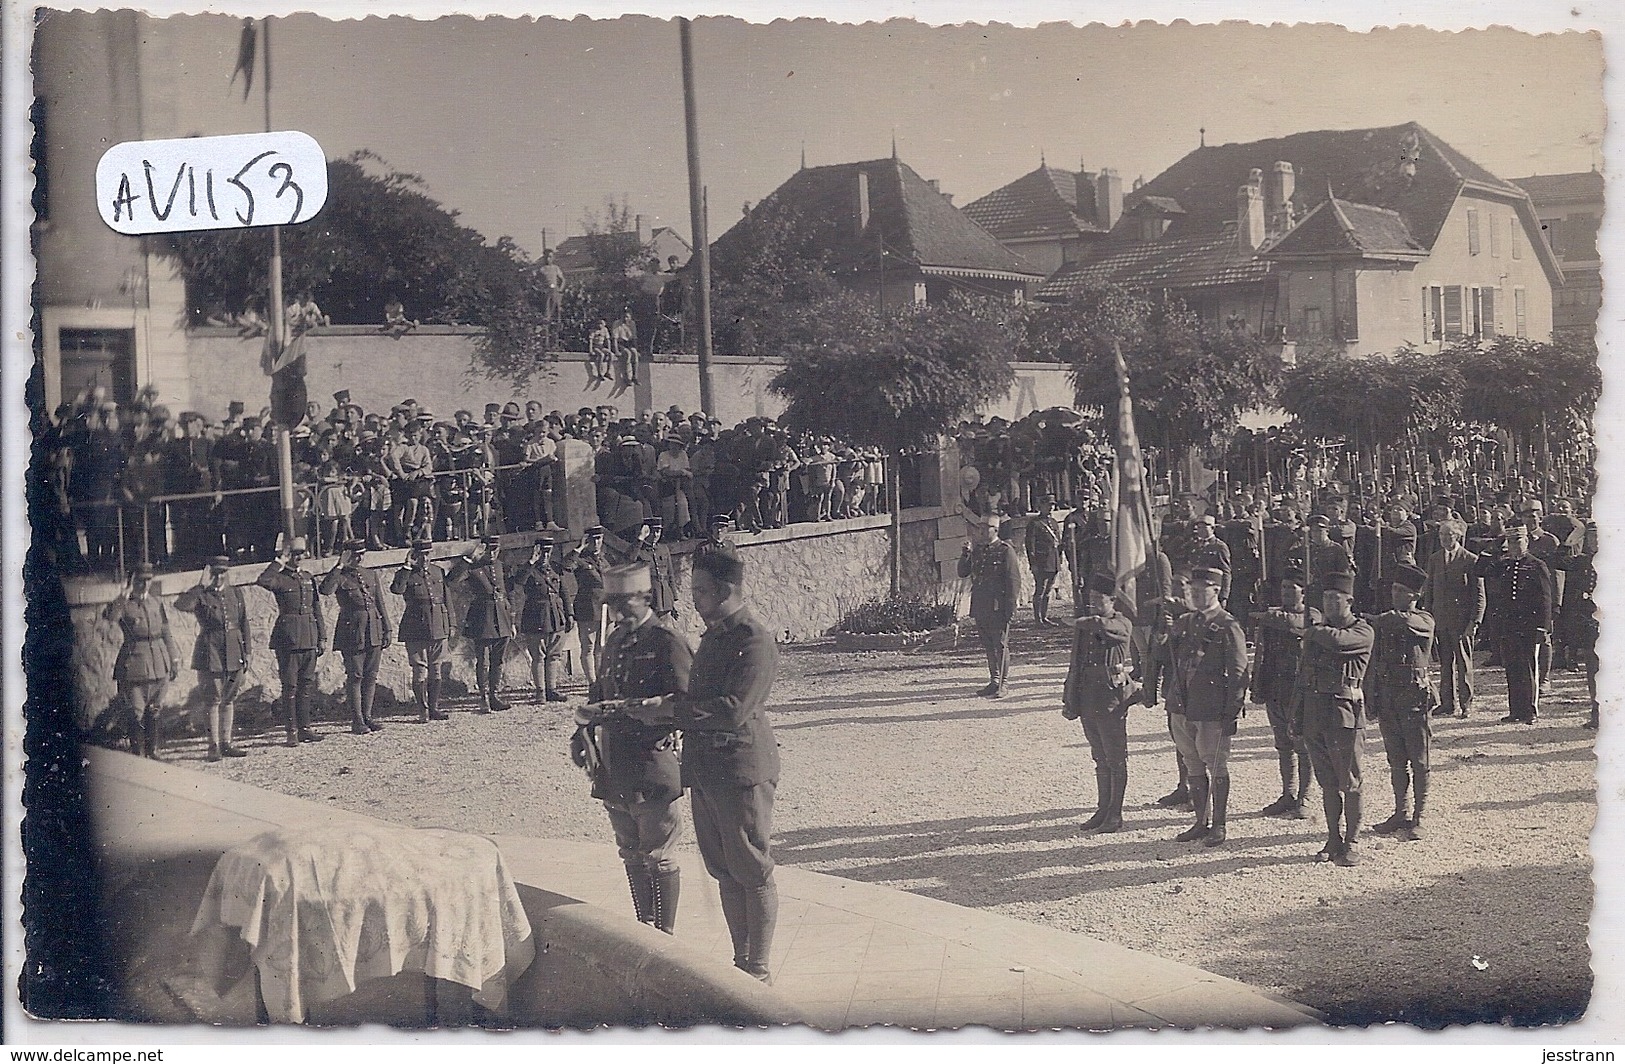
[1294,569,1374,866]
[1063,570,1136,834]
[613,550,781,983]
[449,533,517,713]
[175,555,251,760]
[621,517,679,621]
[958,512,1022,698]
[391,534,453,723]
[256,536,327,746]
[1166,566,1248,847]
[1250,567,1317,819]
[1024,494,1063,626]
[1367,563,1437,841]
[513,530,574,703]
[573,563,694,933]
[321,538,394,734]
[103,562,180,759]
[1474,523,1553,725]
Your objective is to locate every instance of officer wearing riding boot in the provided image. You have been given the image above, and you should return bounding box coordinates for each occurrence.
[1294,568,1374,867]
[176,555,251,760]
[959,511,1021,697]
[1166,566,1248,847]
[1063,570,1136,834]
[620,517,679,621]
[572,563,694,934]
[256,537,327,746]
[1024,495,1063,626]
[1367,563,1437,843]
[565,526,609,687]
[392,535,452,722]
[611,549,781,983]
[513,530,574,703]
[103,562,180,760]
[448,533,517,713]
[1249,568,1318,819]
[321,538,394,734]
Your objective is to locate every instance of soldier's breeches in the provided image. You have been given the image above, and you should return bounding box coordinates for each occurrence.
[691,782,776,889]
[1081,712,1129,770]
[200,670,244,706]
[406,639,446,683]
[1378,711,1431,779]
[1437,628,1475,712]
[1169,715,1231,782]
[577,627,600,685]
[477,638,509,691]
[975,616,1011,682]
[1304,721,1363,794]
[604,797,683,874]
[342,646,382,714]
[1501,634,1541,721]
[275,649,318,729]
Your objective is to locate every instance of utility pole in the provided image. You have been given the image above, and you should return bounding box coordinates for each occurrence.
[679,18,715,415]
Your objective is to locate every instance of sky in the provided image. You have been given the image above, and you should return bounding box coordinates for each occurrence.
[145,13,1606,260]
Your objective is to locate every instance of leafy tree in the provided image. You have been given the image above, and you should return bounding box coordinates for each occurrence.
[1447,334,1600,439]
[1279,347,1462,449]
[553,198,661,352]
[706,197,849,357]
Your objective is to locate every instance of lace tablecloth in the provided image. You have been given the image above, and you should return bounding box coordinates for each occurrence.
[191,823,535,1023]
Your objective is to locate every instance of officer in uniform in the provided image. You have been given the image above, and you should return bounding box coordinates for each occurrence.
[103,562,180,759]
[176,555,251,760]
[391,534,453,722]
[573,563,694,933]
[1024,494,1063,625]
[1367,563,1437,841]
[565,525,610,686]
[1187,515,1233,606]
[621,517,679,621]
[958,512,1022,697]
[1166,566,1248,846]
[1060,493,1109,614]
[1219,508,1262,617]
[1063,570,1136,834]
[1143,571,1193,809]
[1303,514,1355,605]
[321,538,394,734]
[513,530,574,703]
[1474,524,1552,724]
[1294,569,1374,866]
[1250,567,1317,818]
[449,533,517,713]
[614,549,781,982]
[256,536,327,746]
[696,513,740,562]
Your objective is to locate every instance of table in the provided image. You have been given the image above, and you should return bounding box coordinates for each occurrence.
[190,822,535,1024]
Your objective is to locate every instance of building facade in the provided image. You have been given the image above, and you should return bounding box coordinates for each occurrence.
[960,162,1119,277]
[1510,170,1602,343]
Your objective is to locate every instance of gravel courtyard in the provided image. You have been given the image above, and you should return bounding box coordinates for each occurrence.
[197,617,1596,1029]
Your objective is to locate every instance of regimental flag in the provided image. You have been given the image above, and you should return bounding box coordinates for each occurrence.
[1108,339,1160,622]
[230,18,257,101]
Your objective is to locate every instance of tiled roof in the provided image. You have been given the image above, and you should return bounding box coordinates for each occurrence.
[1510,171,1605,207]
[712,158,1042,279]
[1134,196,1187,215]
[1267,197,1425,259]
[960,165,1105,242]
[1037,229,1273,300]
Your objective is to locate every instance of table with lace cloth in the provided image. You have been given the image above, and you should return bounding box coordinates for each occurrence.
[190,822,535,1023]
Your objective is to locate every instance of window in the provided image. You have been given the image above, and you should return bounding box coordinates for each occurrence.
[1489,211,1500,257]
[1303,307,1324,336]
[1443,285,1463,339]
[1514,287,1527,338]
[59,329,136,405]
[1467,209,1480,255]
[1512,219,1522,260]
[1479,286,1497,337]
[1425,285,1443,340]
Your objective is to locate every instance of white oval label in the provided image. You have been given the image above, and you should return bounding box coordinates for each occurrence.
[95,130,327,235]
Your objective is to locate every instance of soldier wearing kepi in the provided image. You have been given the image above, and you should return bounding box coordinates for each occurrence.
[1295,569,1375,866]
[958,512,1022,697]
[449,533,517,713]
[513,530,574,703]
[103,562,180,759]
[321,538,394,734]
[573,564,694,933]
[1024,495,1063,625]
[175,555,252,760]
[1250,567,1318,818]
[1474,523,1552,725]
[391,535,453,722]
[1166,566,1248,846]
[1367,563,1438,841]
[256,537,327,746]
[621,517,679,621]
[614,550,780,982]
[1063,570,1136,834]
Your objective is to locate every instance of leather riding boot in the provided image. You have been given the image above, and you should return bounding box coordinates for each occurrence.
[1204,776,1230,847]
[718,880,750,969]
[624,863,654,924]
[1408,769,1430,839]
[427,675,449,720]
[284,693,300,747]
[650,867,681,935]
[362,675,383,731]
[221,702,246,756]
[1318,790,1344,860]
[741,879,779,983]
[1373,770,1410,834]
[349,682,368,734]
[206,700,223,761]
[1342,790,1363,854]
[1098,763,1126,833]
[412,680,429,723]
[1176,778,1210,842]
[473,657,491,714]
[143,708,164,760]
[1080,767,1112,832]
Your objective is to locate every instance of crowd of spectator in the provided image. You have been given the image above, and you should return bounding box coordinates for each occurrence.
[33,383,892,577]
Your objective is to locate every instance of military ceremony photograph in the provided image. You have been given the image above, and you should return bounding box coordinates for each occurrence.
[6,0,1614,1042]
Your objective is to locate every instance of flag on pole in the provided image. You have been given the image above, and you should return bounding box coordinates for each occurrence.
[1108,339,1160,622]
[230,19,258,100]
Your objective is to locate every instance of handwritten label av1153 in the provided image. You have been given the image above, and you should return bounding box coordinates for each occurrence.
[95,130,328,236]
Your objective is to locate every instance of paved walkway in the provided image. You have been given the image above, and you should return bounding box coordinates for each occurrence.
[90,748,1319,1031]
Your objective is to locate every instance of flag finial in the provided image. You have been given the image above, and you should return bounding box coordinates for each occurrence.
[800,141,806,170]
[891,129,898,160]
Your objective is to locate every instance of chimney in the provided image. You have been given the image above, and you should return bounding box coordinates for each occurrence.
[1266,161,1296,233]
[1237,168,1265,253]
[927,178,939,192]
[853,170,870,236]
[1095,167,1123,230]
[635,213,647,244]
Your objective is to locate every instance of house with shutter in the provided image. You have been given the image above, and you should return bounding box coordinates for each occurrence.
[1509,170,1602,343]
[960,162,1121,277]
[1037,123,1562,358]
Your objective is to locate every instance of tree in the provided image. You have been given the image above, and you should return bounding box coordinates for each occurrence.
[706,197,848,357]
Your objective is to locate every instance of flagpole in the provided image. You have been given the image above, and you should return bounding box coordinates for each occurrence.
[265,16,285,380]
[678,18,716,416]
